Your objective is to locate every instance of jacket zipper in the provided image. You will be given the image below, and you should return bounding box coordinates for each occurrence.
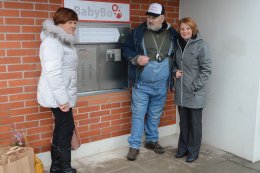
[177,40,189,107]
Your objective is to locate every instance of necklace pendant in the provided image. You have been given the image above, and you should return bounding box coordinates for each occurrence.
[155,51,162,62]
[158,55,162,62]
[155,52,160,59]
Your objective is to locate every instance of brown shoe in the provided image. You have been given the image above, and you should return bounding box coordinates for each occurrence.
[127,147,139,161]
[144,141,165,154]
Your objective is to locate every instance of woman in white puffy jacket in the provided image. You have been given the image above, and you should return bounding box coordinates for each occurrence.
[37,7,78,173]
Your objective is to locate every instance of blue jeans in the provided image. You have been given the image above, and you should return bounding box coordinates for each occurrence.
[128,81,167,149]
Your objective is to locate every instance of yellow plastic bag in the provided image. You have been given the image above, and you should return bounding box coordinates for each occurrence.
[34,155,44,173]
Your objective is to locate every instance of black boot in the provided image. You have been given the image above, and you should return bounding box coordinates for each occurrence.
[58,147,77,173]
[50,144,61,173]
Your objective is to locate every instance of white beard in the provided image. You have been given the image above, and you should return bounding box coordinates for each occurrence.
[147,22,162,31]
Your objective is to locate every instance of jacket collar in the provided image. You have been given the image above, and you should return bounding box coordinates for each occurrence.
[40,19,75,46]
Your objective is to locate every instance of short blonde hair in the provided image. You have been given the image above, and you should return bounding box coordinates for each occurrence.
[178,17,199,35]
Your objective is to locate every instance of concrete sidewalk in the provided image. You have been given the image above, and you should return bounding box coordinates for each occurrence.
[44,135,260,173]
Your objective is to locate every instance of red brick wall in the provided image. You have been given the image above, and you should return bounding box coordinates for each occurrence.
[0,0,179,153]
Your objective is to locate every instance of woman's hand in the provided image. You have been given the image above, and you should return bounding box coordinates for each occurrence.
[175,70,183,78]
[59,103,70,112]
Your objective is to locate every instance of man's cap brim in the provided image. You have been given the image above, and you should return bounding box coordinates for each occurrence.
[145,12,161,17]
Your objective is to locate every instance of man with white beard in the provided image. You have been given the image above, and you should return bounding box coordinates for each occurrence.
[123,3,178,161]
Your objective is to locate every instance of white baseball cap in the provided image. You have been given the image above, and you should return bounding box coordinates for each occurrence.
[146,3,165,17]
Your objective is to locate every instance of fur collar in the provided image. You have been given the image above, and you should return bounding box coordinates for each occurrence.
[40,19,75,46]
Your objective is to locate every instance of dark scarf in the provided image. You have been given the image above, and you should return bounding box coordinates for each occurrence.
[179,34,197,52]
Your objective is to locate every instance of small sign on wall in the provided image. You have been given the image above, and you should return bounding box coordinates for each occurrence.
[64,0,130,23]
[78,28,120,43]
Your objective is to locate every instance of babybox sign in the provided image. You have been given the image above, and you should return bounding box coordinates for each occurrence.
[64,0,130,22]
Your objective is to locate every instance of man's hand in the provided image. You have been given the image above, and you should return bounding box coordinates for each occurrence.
[137,55,150,66]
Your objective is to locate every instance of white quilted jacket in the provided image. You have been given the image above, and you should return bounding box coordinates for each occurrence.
[37,19,78,108]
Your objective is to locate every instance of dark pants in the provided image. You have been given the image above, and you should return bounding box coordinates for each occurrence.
[51,108,75,148]
[177,106,202,157]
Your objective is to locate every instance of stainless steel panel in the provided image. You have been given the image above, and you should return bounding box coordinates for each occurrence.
[99,44,128,90]
[75,23,129,93]
[76,45,99,92]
